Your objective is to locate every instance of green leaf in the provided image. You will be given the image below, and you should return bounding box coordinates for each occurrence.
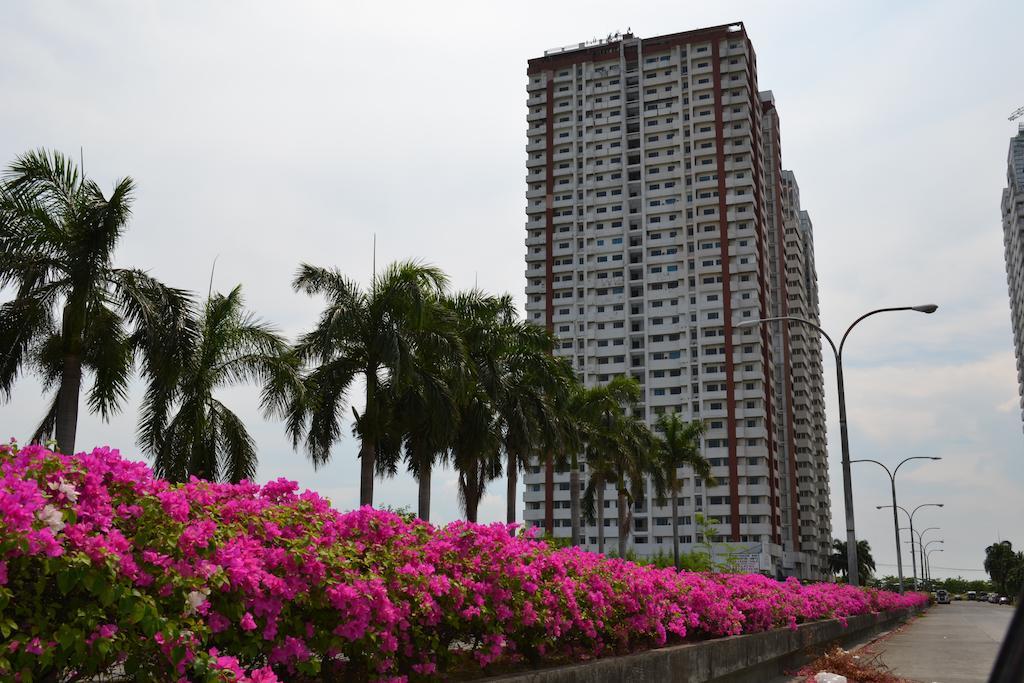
[129,601,146,624]
[55,625,76,649]
[98,583,115,606]
[0,619,15,638]
[56,570,74,594]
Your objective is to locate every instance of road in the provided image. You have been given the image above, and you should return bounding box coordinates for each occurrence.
[872,600,1014,682]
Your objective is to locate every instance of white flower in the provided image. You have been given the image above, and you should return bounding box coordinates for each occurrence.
[47,479,80,503]
[186,589,209,613]
[58,481,79,503]
[37,504,65,533]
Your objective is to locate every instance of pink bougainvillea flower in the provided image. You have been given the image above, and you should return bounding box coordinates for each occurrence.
[0,442,928,682]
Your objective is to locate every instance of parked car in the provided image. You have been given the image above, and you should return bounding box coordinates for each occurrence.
[978,592,988,601]
[967,591,977,601]
[953,593,963,600]
[999,595,1010,605]
[989,594,1001,603]
[936,590,950,604]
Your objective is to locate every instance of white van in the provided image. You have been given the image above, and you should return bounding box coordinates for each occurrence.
[936,590,950,604]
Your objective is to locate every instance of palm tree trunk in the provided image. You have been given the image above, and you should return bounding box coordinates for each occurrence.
[569,453,581,546]
[617,489,630,557]
[465,471,479,524]
[671,494,680,569]
[544,450,554,536]
[506,452,517,526]
[417,458,431,522]
[54,353,82,454]
[358,438,376,507]
[359,374,377,507]
[597,484,606,554]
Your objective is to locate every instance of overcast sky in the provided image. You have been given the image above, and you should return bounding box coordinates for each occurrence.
[2,0,1022,582]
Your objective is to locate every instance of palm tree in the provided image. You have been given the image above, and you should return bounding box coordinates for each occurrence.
[0,149,193,455]
[138,286,296,483]
[584,410,664,557]
[287,261,455,507]
[444,291,513,523]
[386,339,458,522]
[401,381,454,522]
[566,377,641,546]
[830,538,876,582]
[496,324,568,528]
[654,413,714,569]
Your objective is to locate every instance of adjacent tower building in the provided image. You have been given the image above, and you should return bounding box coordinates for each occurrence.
[522,23,830,579]
[1003,125,1024,429]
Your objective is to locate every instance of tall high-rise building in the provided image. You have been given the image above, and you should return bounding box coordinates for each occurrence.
[1003,125,1024,429]
[521,23,830,579]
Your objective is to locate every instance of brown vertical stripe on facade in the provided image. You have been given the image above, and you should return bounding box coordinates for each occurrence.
[771,108,801,554]
[711,37,741,542]
[543,75,556,536]
[749,65,778,544]
[747,47,780,548]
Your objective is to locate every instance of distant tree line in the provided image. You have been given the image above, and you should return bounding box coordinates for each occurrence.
[868,540,1024,598]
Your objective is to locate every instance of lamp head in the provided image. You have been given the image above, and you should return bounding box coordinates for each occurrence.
[937,503,945,507]
[930,457,942,461]
[912,304,938,314]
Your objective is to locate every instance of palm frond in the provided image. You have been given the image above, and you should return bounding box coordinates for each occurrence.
[293,357,359,467]
[2,149,82,218]
[0,295,57,398]
[111,268,196,380]
[30,392,60,444]
[81,302,133,420]
[212,399,258,483]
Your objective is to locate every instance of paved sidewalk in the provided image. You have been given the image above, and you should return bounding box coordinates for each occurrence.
[871,601,1013,682]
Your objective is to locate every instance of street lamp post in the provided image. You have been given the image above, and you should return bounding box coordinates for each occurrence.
[922,540,944,582]
[925,546,945,582]
[918,527,941,584]
[853,457,941,594]
[738,305,938,587]
[884,501,946,589]
[901,525,940,590]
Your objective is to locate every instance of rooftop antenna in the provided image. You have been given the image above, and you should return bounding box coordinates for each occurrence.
[1010,106,1024,122]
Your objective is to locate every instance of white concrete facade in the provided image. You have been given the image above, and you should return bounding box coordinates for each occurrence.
[522,24,830,579]
[1003,125,1024,429]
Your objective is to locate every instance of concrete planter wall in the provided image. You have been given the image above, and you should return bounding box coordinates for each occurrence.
[482,607,922,683]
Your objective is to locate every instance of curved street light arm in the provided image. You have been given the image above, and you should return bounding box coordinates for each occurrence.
[894,456,942,478]
[901,525,940,542]
[899,528,918,543]
[737,315,839,359]
[852,458,894,481]
[838,307,916,357]
[877,503,910,517]
[909,503,945,524]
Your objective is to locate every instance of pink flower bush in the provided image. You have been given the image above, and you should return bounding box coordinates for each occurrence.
[0,443,927,681]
